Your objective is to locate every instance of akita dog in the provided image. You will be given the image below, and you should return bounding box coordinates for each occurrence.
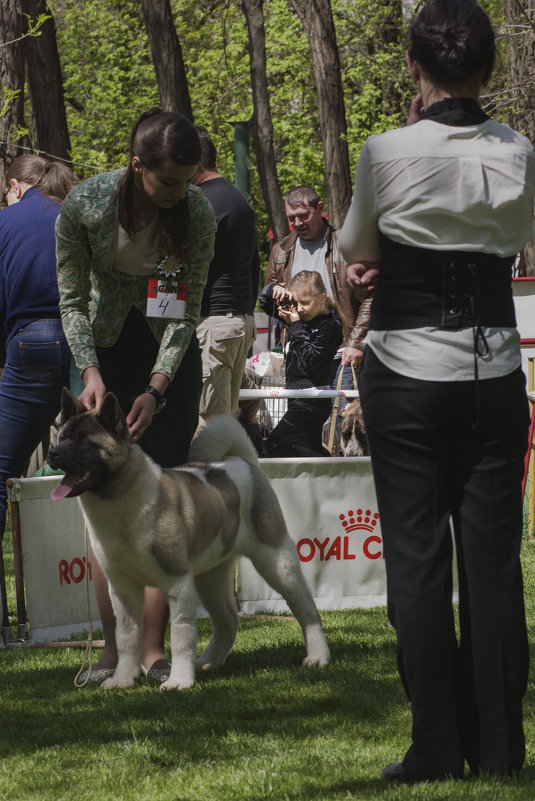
[48,389,330,690]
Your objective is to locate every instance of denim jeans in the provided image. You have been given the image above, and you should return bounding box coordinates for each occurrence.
[0,319,70,539]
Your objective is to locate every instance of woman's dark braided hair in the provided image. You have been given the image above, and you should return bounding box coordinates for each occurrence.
[409,0,495,86]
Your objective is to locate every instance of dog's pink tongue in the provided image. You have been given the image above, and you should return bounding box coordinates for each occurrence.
[50,481,72,501]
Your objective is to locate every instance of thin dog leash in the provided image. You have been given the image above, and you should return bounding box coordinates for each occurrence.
[73,520,94,688]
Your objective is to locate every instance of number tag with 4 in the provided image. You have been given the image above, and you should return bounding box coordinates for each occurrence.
[146,279,187,319]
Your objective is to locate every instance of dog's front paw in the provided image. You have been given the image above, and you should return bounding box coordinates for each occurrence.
[100,669,139,689]
[302,651,331,668]
[159,675,196,691]
[101,677,137,689]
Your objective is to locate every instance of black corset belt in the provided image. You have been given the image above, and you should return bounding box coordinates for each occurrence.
[369,234,516,334]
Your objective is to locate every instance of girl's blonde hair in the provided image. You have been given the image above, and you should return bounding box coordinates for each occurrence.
[288,270,349,339]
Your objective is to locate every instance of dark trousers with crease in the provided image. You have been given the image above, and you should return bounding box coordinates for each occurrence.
[96,307,202,468]
[262,397,332,458]
[358,346,529,779]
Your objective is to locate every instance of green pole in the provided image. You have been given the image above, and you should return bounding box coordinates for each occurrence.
[234,122,250,200]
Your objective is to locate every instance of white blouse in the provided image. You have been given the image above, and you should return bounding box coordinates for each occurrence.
[113,218,158,275]
[339,115,535,381]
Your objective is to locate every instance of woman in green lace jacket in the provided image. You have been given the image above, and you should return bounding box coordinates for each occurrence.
[55,109,216,682]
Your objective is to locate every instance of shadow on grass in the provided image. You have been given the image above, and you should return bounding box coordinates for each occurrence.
[3,603,534,799]
[0,611,404,761]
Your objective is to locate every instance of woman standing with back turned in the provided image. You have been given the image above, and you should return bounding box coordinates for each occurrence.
[340,0,535,783]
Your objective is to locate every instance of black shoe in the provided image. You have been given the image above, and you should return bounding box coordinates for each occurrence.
[383,761,464,784]
[382,763,411,783]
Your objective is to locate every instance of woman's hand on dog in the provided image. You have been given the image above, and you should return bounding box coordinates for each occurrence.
[80,366,107,411]
[126,394,158,442]
[127,373,169,443]
[79,367,167,443]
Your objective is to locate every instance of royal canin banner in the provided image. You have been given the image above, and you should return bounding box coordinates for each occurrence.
[238,458,386,612]
[7,477,102,642]
[7,459,386,642]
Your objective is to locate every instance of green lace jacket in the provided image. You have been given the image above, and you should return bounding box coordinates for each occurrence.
[56,168,216,381]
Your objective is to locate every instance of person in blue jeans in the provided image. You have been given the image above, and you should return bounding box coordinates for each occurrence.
[0,154,79,541]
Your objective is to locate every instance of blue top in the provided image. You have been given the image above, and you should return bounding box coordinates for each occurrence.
[0,186,62,350]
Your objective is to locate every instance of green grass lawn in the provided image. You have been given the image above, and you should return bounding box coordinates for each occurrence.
[1,537,535,800]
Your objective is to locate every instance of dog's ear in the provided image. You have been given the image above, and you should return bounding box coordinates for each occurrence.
[59,387,86,423]
[97,392,128,440]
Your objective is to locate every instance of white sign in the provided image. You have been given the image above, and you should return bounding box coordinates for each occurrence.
[239,458,386,612]
[146,279,187,319]
[513,277,535,381]
[7,478,101,642]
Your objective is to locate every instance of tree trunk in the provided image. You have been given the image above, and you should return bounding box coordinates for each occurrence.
[0,0,26,185]
[288,0,351,228]
[139,0,194,121]
[504,0,535,273]
[241,0,289,242]
[23,0,71,163]
[368,0,404,116]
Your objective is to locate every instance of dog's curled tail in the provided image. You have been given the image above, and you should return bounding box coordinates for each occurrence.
[188,415,258,465]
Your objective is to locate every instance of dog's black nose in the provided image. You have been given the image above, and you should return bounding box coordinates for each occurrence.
[47,447,60,468]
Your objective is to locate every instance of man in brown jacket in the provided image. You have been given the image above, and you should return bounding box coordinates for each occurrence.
[264,184,372,368]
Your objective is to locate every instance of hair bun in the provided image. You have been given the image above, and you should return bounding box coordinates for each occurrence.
[409,0,495,86]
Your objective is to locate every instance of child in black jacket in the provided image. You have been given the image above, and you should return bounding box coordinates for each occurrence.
[259,270,344,457]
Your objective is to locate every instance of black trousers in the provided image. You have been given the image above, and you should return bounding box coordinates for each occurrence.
[263,397,331,458]
[97,307,202,467]
[359,346,529,779]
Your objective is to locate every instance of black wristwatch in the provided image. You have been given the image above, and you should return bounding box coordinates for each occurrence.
[143,386,166,413]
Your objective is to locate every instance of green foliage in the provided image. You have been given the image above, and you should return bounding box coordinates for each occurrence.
[0,88,20,119]
[0,12,51,48]
[23,12,52,38]
[47,0,414,248]
[169,0,322,242]
[335,0,413,172]
[262,0,322,195]
[49,0,159,177]
[172,1,253,187]
[45,0,509,251]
